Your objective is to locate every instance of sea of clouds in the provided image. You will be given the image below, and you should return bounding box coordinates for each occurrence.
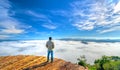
[0,40,120,64]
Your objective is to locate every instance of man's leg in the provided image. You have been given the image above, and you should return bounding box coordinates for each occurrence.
[47,50,50,62]
[51,50,53,62]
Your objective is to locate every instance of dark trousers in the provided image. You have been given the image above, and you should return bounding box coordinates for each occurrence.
[47,50,53,62]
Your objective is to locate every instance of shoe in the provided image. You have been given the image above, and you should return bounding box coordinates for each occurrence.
[50,61,53,63]
[46,60,49,62]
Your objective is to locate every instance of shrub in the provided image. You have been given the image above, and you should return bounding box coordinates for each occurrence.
[77,55,87,68]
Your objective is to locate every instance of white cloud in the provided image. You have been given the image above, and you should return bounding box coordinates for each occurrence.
[73,20,94,30]
[0,35,10,39]
[42,23,57,29]
[27,10,52,23]
[0,0,11,20]
[71,0,120,33]
[0,0,30,38]
[113,1,120,13]
[27,10,47,19]
[27,10,57,30]
[2,28,24,34]
[99,26,120,33]
[50,10,70,17]
[0,20,24,34]
[0,40,120,64]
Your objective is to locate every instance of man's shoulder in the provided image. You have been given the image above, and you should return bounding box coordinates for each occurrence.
[50,41,54,43]
[47,41,52,43]
[51,41,54,43]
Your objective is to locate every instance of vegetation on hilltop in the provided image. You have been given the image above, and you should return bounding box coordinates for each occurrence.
[77,55,120,70]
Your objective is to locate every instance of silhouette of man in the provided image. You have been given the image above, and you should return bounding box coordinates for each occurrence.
[46,37,54,62]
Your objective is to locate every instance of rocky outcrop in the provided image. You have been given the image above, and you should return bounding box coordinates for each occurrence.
[0,55,88,70]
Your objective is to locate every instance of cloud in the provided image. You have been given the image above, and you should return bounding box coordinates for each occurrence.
[27,10,57,30]
[42,23,57,29]
[2,29,24,34]
[0,20,24,34]
[98,26,120,33]
[0,35,10,39]
[50,10,70,17]
[0,40,120,64]
[0,40,47,55]
[27,10,52,22]
[27,10,47,19]
[70,0,120,33]
[113,1,120,13]
[0,0,31,39]
[0,0,11,21]
[73,21,94,30]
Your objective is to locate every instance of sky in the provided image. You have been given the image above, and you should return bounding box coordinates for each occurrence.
[0,0,120,40]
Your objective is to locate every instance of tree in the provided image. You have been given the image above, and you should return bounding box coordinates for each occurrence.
[94,55,110,70]
[77,55,87,68]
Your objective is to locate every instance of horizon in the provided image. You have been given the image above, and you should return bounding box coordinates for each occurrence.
[0,0,120,40]
[1,37,120,44]
[1,37,120,40]
[0,39,120,64]
[2,36,120,40]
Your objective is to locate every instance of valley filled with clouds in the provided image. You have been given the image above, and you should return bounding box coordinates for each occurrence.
[0,40,120,64]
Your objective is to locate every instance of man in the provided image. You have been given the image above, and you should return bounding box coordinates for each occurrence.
[46,37,54,62]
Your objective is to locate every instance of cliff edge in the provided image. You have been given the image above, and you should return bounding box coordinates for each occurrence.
[0,55,88,70]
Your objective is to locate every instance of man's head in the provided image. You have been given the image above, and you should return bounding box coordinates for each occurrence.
[49,37,52,40]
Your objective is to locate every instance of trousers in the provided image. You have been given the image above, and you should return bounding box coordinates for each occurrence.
[47,50,53,62]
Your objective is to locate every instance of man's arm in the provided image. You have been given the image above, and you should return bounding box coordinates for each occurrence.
[52,42,54,49]
[46,42,48,48]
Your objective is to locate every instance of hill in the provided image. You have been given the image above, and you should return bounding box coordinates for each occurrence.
[0,55,88,70]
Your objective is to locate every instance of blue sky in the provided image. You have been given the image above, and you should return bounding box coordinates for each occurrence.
[0,0,120,40]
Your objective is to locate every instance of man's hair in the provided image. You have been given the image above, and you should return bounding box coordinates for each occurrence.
[49,37,52,40]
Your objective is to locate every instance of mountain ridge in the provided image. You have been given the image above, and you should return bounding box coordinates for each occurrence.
[0,55,88,70]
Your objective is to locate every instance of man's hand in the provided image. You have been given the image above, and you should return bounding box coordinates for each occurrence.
[52,42,54,49]
[46,44,48,48]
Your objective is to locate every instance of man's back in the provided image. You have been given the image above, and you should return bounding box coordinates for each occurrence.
[46,37,54,62]
[46,40,54,50]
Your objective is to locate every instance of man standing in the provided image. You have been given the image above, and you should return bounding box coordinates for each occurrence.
[46,37,54,62]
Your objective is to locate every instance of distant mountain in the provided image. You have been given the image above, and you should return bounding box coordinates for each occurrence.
[0,55,87,70]
[59,38,120,43]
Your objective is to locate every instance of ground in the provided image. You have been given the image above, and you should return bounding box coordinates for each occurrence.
[0,55,88,70]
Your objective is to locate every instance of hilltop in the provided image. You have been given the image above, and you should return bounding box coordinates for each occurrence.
[0,55,87,70]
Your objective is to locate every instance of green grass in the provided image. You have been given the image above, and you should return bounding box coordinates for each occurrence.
[104,60,120,70]
[77,56,120,70]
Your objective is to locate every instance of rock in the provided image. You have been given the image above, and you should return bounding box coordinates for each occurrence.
[0,55,88,70]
